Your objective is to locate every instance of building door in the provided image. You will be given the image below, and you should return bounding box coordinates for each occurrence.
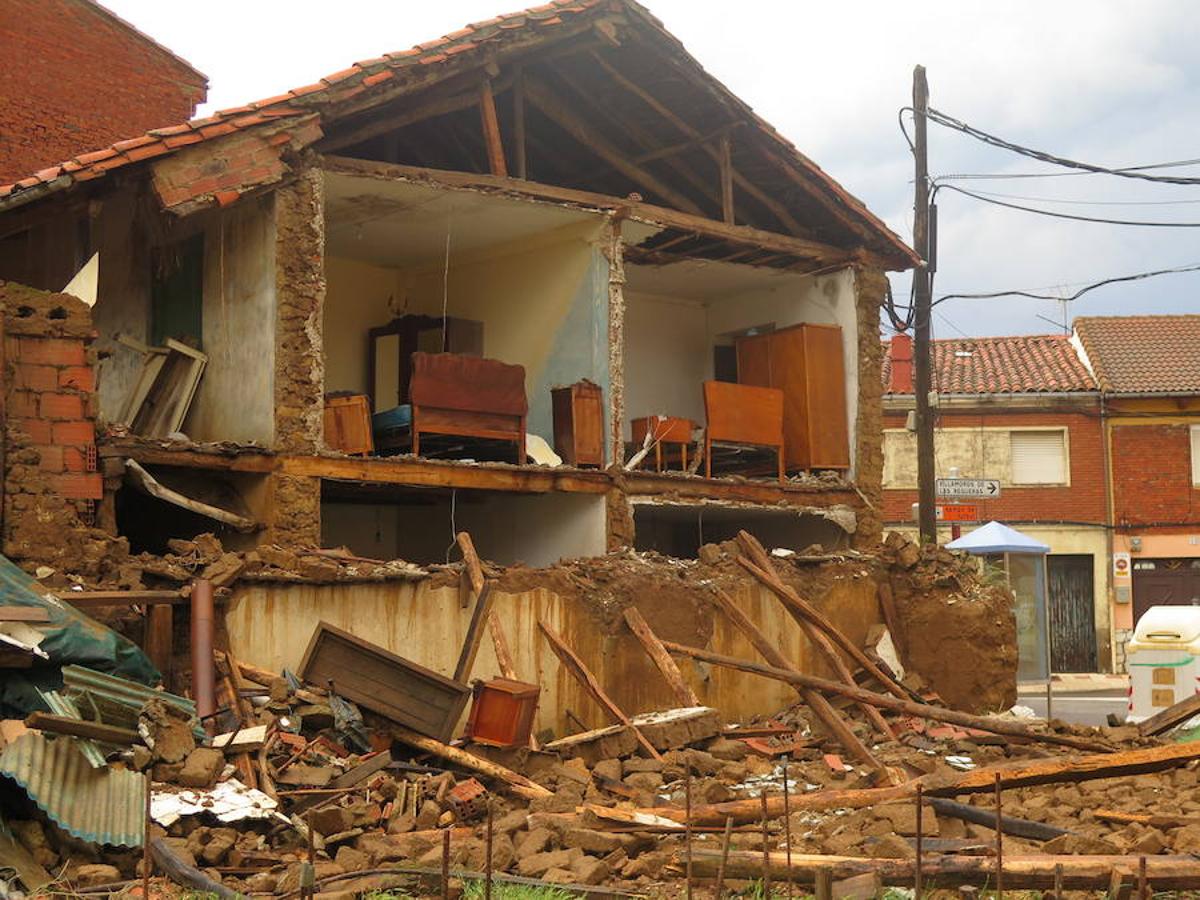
[1132,559,1200,626]
[1047,555,1097,672]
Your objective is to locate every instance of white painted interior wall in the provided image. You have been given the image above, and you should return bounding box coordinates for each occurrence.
[623,291,709,429]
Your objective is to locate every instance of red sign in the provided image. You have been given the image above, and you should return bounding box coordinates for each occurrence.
[937,503,979,523]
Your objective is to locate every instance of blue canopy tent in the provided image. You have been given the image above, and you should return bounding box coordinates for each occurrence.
[948,522,1052,712]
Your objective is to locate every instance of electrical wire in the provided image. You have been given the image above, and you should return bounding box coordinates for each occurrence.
[933,262,1200,306]
[956,187,1200,207]
[924,108,1200,185]
[936,157,1200,181]
[938,183,1200,227]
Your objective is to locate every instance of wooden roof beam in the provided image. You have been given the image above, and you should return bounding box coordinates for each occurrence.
[588,49,807,237]
[521,73,706,216]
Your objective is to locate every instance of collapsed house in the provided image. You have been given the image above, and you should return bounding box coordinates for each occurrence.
[8,1,1195,896]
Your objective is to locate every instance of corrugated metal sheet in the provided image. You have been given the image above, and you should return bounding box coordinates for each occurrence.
[0,732,144,847]
[61,665,203,739]
[38,690,106,768]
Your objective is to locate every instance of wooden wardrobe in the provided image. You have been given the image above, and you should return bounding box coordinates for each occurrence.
[734,322,850,470]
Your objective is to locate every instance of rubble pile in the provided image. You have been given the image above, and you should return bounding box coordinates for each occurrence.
[4,528,1198,896]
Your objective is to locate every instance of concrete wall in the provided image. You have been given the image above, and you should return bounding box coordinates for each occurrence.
[322,491,607,567]
[225,571,881,734]
[93,194,277,444]
[324,220,609,452]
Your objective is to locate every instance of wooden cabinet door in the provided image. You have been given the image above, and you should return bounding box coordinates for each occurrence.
[734,333,772,388]
[801,324,849,469]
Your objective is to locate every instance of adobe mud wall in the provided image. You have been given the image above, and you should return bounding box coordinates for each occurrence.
[852,265,888,547]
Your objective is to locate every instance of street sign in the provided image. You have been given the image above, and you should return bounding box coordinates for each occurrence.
[936,477,1001,499]
[936,503,979,523]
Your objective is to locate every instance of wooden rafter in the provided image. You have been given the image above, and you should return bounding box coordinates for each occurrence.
[588,49,807,237]
[522,73,706,216]
[478,78,508,177]
[512,67,527,179]
[545,60,723,218]
[719,133,734,224]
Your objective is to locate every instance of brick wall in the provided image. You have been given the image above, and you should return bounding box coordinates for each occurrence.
[882,409,1107,525]
[0,0,207,182]
[1112,423,1200,530]
[4,283,101,503]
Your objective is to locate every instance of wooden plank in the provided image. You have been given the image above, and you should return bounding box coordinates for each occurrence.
[0,828,52,892]
[719,133,734,224]
[1138,691,1200,737]
[705,588,883,769]
[318,157,865,269]
[299,621,470,743]
[621,606,700,707]
[538,620,662,761]
[391,725,551,801]
[661,639,1114,753]
[59,589,186,606]
[1094,809,1200,829]
[25,712,139,745]
[125,460,256,532]
[0,607,49,623]
[478,78,508,177]
[513,67,527,179]
[737,531,907,699]
[291,749,393,813]
[455,532,486,596]
[452,584,495,683]
[685,848,1200,890]
[145,603,173,687]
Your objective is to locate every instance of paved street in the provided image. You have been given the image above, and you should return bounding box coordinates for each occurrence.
[1020,690,1128,727]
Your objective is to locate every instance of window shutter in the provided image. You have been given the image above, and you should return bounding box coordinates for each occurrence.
[1191,425,1200,487]
[1010,431,1066,485]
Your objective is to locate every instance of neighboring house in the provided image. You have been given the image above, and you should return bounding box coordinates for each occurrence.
[0,0,916,570]
[881,333,1110,672]
[1074,315,1200,666]
[0,0,208,184]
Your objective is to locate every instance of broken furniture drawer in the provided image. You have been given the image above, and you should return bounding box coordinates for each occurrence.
[464,677,540,748]
[299,621,470,742]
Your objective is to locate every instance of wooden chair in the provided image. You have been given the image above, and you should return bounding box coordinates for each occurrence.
[702,380,785,481]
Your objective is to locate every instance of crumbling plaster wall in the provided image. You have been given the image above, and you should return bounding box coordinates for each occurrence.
[226,572,880,734]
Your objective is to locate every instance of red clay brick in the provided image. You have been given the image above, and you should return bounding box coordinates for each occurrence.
[17,337,85,366]
[8,391,39,418]
[58,366,95,392]
[51,420,94,445]
[61,446,90,474]
[15,418,52,444]
[55,472,102,500]
[39,392,84,420]
[16,363,58,391]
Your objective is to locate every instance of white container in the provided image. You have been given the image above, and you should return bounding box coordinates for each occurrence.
[1126,605,1200,721]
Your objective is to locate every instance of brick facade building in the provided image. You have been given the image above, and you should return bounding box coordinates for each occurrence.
[0,0,207,183]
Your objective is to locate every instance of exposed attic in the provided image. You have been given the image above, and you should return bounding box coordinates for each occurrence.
[317,11,908,272]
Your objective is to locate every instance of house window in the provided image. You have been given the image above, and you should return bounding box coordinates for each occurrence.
[1191,425,1200,487]
[1010,430,1067,485]
[151,234,204,349]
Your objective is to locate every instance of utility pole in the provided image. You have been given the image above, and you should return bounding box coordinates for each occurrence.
[912,65,937,545]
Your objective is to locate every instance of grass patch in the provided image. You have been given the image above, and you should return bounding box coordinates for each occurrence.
[462,881,579,900]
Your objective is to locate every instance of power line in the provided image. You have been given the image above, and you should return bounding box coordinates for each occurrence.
[933,262,1200,307]
[938,183,1200,226]
[955,187,1200,207]
[925,107,1200,185]
[936,157,1200,182]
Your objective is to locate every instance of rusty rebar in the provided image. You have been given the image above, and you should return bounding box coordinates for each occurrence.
[142,773,151,900]
[442,828,450,900]
[760,791,771,900]
[915,782,923,899]
[994,772,1003,899]
[685,770,694,900]
[714,816,734,899]
[782,755,793,900]
[1138,855,1148,900]
[485,802,493,900]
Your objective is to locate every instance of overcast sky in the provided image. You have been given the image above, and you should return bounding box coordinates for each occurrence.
[104,0,1200,338]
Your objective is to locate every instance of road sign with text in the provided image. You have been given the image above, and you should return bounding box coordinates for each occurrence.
[936,478,1001,499]
[937,503,980,523]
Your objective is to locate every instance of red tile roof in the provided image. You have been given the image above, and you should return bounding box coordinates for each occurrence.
[0,0,915,264]
[1074,314,1200,394]
[882,334,1097,395]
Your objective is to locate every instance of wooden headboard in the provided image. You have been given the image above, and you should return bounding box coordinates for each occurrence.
[410,352,527,416]
[703,381,784,448]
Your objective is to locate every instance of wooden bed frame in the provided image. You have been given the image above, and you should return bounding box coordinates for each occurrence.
[409,352,527,464]
[702,380,785,481]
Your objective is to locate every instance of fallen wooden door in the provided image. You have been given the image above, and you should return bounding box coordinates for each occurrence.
[1047,554,1097,673]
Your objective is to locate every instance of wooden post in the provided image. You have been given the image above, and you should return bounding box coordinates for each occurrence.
[145,604,174,689]
[453,584,494,683]
[719,133,734,224]
[478,78,508,177]
[912,65,937,544]
[538,620,662,760]
[715,816,734,899]
[622,606,700,707]
[513,67,527,180]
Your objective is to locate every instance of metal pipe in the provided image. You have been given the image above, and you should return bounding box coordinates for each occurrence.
[190,580,216,729]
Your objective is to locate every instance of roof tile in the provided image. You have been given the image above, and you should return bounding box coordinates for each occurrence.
[883,334,1095,395]
[1074,315,1200,394]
